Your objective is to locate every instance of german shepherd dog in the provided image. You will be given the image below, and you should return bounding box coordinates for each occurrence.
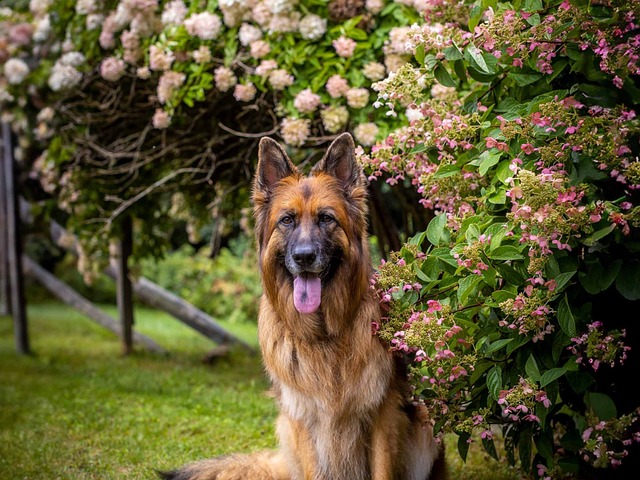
[160,133,447,480]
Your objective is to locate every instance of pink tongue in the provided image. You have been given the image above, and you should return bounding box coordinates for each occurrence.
[293,273,322,314]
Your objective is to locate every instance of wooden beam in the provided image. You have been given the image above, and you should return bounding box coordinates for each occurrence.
[0,127,9,317]
[22,255,166,354]
[115,215,135,355]
[25,203,255,353]
[2,122,29,354]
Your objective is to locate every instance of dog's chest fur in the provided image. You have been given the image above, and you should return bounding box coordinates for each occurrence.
[260,302,396,480]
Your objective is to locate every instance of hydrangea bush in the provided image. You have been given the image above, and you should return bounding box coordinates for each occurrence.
[358,0,640,477]
[0,0,425,273]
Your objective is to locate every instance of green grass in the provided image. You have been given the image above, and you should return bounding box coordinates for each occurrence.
[0,301,521,479]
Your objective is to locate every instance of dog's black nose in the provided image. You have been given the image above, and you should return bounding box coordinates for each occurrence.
[292,244,317,267]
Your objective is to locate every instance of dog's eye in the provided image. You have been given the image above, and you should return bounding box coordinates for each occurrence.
[280,215,294,226]
[319,214,334,224]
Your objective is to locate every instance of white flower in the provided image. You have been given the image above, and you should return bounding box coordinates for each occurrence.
[299,14,326,41]
[214,66,237,92]
[48,63,82,92]
[29,0,52,16]
[86,14,104,31]
[184,12,222,40]
[320,106,349,133]
[345,88,370,109]
[33,15,51,42]
[363,62,386,81]
[192,46,212,64]
[268,69,294,90]
[365,0,384,15]
[281,117,310,147]
[354,122,379,146]
[149,45,174,71]
[152,108,171,129]
[75,0,98,15]
[238,23,262,46]
[59,52,85,67]
[4,58,30,85]
[233,83,257,102]
[266,0,298,15]
[293,88,321,113]
[100,57,126,82]
[161,0,188,26]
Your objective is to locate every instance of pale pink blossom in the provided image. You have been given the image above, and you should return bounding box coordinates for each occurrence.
[239,23,262,46]
[333,36,357,58]
[152,108,171,129]
[345,88,370,109]
[4,58,30,85]
[184,12,222,40]
[234,83,257,102]
[250,40,271,59]
[100,56,126,82]
[157,70,185,103]
[294,89,321,113]
[161,0,188,26]
[268,69,294,90]
[149,45,174,71]
[192,46,212,64]
[214,66,237,92]
[281,117,310,147]
[326,74,349,98]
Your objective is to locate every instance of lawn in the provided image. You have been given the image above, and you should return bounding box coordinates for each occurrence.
[0,301,521,479]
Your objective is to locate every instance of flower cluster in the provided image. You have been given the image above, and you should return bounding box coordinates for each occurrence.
[497,377,551,424]
[568,321,631,372]
[0,0,429,150]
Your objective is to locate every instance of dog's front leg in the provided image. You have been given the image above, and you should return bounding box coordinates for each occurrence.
[369,392,409,480]
[276,413,319,480]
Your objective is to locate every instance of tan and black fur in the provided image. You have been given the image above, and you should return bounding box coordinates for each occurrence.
[160,133,446,480]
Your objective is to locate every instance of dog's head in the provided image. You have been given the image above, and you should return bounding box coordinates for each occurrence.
[252,133,369,314]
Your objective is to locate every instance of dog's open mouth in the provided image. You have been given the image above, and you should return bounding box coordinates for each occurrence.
[293,272,322,314]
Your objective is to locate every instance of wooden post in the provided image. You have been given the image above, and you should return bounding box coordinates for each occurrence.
[1,122,29,353]
[0,126,9,317]
[22,255,166,354]
[115,215,134,355]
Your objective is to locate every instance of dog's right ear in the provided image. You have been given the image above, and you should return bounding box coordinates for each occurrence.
[255,137,297,192]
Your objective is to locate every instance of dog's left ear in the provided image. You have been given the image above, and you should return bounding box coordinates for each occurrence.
[313,132,362,189]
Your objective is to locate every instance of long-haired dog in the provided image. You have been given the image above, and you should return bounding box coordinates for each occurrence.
[160,133,447,480]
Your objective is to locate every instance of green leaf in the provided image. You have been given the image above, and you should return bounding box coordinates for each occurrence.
[478,150,502,176]
[434,64,456,87]
[443,44,464,61]
[433,164,460,178]
[482,437,499,461]
[415,45,425,66]
[579,259,621,294]
[485,338,513,355]
[554,271,576,292]
[466,45,492,74]
[457,275,483,304]
[615,260,640,300]
[540,367,567,387]
[519,433,532,472]
[525,355,541,382]
[487,246,524,261]
[586,392,617,420]
[457,433,471,461]
[426,213,450,246]
[557,296,576,338]
[511,72,543,86]
[487,366,502,401]
[583,224,615,246]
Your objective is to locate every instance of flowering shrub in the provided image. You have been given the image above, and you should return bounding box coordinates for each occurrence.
[2,0,640,478]
[359,0,640,477]
[0,0,425,271]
